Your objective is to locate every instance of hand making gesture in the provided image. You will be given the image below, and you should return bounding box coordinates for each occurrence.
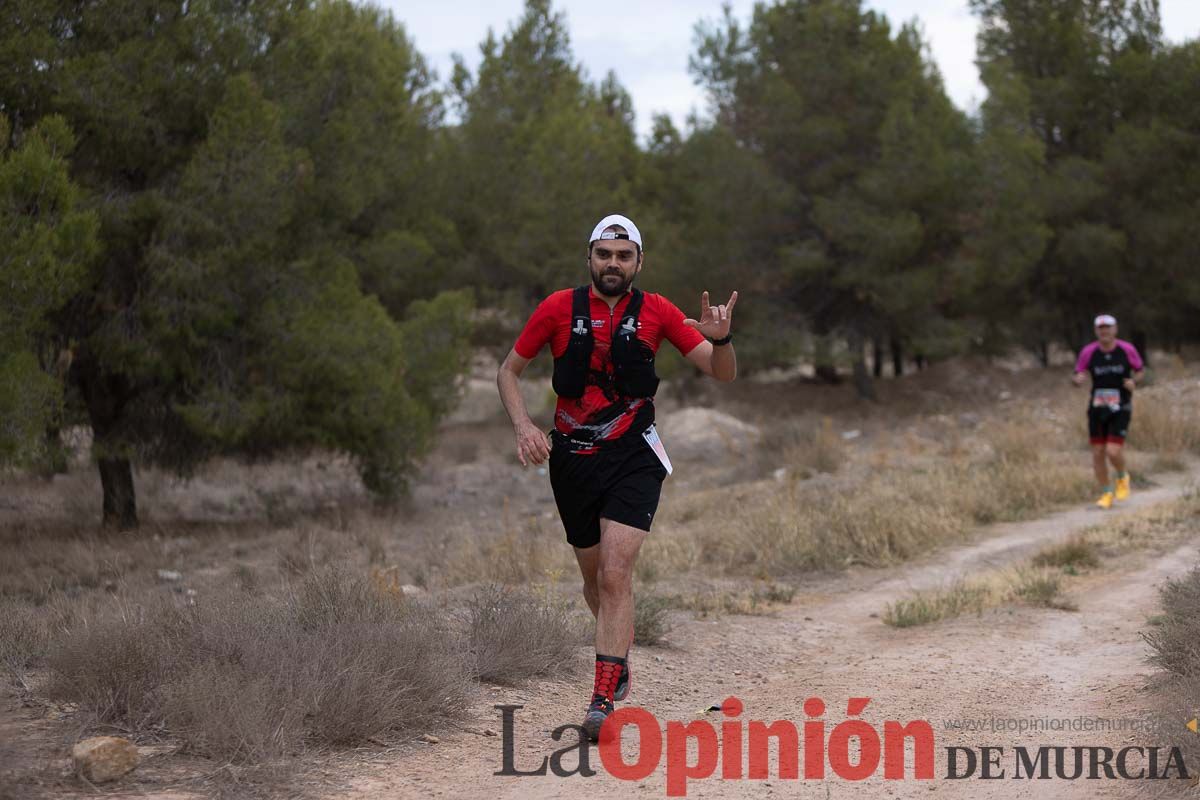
[683,290,738,340]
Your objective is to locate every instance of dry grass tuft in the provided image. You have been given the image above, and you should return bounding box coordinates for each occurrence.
[665,582,797,618]
[883,566,1074,627]
[1012,567,1075,610]
[883,581,994,627]
[688,424,1092,576]
[1031,536,1100,570]
[464,584,583,684]
[633,593,674,645]
[1077,492,1200,556]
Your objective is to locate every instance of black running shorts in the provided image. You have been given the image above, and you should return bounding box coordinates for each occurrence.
[1088,406,1131,444]
[548,433,668,549]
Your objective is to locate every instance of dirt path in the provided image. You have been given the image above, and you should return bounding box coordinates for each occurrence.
[336,472,1200,800]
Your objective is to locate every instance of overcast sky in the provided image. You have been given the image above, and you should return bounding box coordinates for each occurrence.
[384,0,1200,139]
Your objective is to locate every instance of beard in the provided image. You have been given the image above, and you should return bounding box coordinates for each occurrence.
[590,266,635,297]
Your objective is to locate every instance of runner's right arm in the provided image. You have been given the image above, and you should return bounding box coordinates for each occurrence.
[498,349,552,467]
[1072,343,1097,386]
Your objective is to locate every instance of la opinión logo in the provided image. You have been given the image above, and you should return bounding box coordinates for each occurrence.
[497,696,935,796]
[494,697,1192,797]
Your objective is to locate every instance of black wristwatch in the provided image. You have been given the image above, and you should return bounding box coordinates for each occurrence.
[708,333,733,346]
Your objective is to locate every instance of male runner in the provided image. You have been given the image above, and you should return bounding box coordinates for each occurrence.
[1072,314,1144,509]
[496,214,738,740]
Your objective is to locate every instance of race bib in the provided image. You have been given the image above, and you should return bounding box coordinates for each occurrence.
[642,425,673,475]
[1092,388,1121,409]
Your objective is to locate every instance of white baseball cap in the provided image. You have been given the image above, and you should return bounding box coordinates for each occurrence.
[1094,314,1117,327]
[589,214,643,250]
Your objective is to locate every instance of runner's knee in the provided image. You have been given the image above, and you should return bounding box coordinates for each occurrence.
[596,564,632,597]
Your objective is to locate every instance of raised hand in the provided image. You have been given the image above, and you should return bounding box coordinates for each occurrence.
[683,290,738,340]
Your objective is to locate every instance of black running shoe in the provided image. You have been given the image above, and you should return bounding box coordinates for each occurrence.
[613,657,630,701]
[582,695,614,742]
[613,636,633,701]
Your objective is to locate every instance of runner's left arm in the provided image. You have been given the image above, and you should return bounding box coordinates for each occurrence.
[684,339,737,382]
[666,291,737,381]
[1120,342,1145,391]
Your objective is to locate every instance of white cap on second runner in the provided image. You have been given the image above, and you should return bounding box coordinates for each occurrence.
[1094,314,1117,327]
[590,214,643,250]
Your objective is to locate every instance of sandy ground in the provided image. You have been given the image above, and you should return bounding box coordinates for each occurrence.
[330,471,1200,800]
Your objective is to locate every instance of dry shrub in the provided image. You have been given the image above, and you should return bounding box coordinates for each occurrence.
[45,567,472,761]
[637,532,704,578]
[769,416,846,477]
[1144,564,1200,679]
[1132,394,1200,455]
[1137,544,1200,796]
[0,599,50,680]
[1142,559,1200,797]
[633,594,673,646]
[0,528,147,602]
[276,526,343,576]
[986,419,1046,465]
[1146,672,1200,800]
[439,522,575,587]
[1150,452,1187,473]
[465,584,583,684]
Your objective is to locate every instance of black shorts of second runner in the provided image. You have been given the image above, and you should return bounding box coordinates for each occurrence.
[1088,406,1131,445]
[548,435,668,549]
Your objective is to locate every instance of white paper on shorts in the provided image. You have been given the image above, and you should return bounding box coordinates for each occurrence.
[642,425,673,475]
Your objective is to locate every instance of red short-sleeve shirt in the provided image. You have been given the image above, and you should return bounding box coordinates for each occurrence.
[514,288,705,446]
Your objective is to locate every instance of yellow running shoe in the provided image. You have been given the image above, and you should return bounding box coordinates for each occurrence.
[1115,475,1131,501]
[1096,491,1114,510]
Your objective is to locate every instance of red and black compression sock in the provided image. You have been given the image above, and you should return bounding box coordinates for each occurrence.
[592,654,626,705]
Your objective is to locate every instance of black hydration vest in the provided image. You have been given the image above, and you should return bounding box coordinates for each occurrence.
[551,286,660,399]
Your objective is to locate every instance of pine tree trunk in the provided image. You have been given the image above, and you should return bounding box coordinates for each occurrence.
[814,335,840,384]
[75,353,140,529]
[850,332,876,401]
[98,456,137,529]
[891,337,904,377]
[872,338,883,378]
